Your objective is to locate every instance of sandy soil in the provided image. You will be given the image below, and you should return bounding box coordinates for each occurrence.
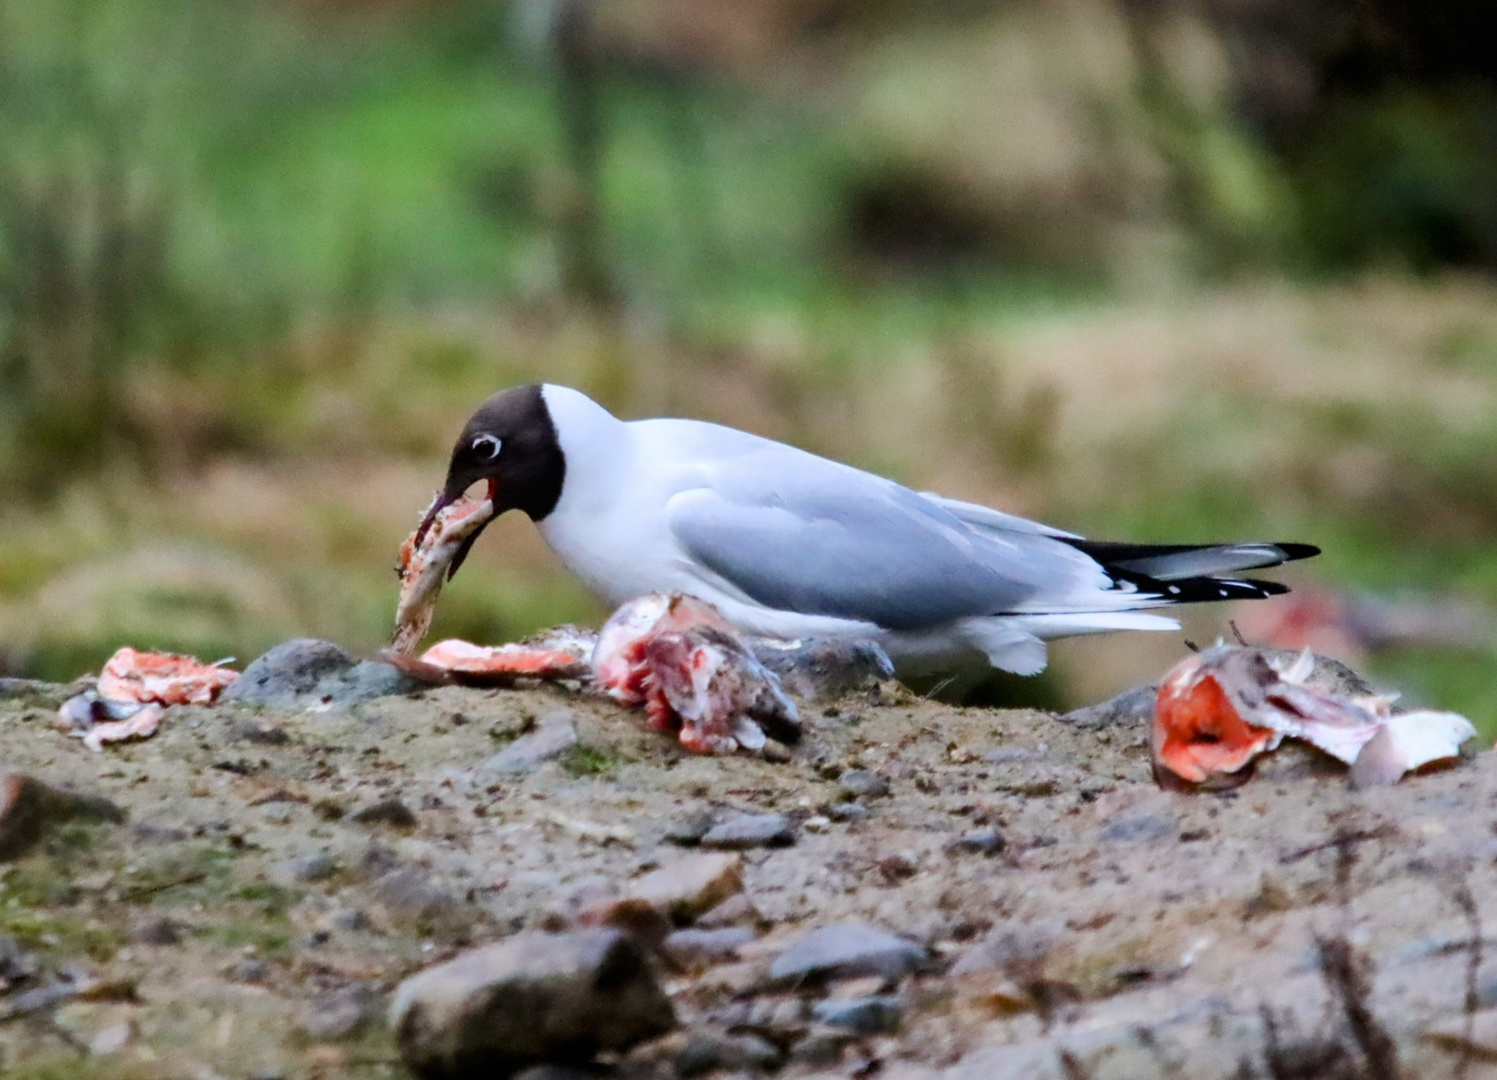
[1,671,1495,1080]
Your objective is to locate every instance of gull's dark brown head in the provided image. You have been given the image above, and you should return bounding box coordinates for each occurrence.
[416,384,566,578]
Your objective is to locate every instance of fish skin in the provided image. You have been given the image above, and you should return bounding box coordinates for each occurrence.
[393,495,496,655]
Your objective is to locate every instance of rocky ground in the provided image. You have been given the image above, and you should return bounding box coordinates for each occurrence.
[3,642,1497,1080]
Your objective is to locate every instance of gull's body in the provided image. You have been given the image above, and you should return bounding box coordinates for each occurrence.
[424,384,1318,677]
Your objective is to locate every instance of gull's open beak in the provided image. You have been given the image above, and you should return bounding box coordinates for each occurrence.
[413,477,500,580]
[413,492,456,551]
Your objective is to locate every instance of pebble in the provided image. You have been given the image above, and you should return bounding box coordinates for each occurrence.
[742,994,809,1036]
[751,638,894,700]
[761,739,793,764]
[790,1027,855,1066]
[130,918,183,946]
[1099,814,1178,843]
[1058,683,1157,728]
[390,929,676,1079]
[628,853,744,922]
[274,851,336,884]
[700,813,795,850]
[511,1068,602,1080]
[297,984,377,1041]
[674,1030,783,1077]
[231,721,290,745]
[944,830,1006,857]
[230,959,270,984]
[838,770,891,800]
[663,811,717,847]
[88,1019,133,1056]
[0,936,37,985]
[949,920,1064,977]
[352,799,418,829]
[827,803,870,824]
[223,639,420,710]
[811,995,903,1034]
[480,714,579,776]
[0,773,125,861]
[769,922,929,987]
[694,893,762,929]
[372,868,464,938]
[662,927,756,968]
[331,908,370,932]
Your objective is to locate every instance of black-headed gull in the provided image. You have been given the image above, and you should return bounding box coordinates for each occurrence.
[416,384,1318,676]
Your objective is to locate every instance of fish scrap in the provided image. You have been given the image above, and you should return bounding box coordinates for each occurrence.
[591,593,801,754]
[97,646,238,705]
[393,493,496,655]
[57,648,238,753]
[400,629,596,685]
[396,591,802,755]
[1152,644,1474,791]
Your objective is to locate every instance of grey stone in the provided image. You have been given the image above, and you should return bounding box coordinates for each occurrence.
[743,994,810,1036]
[0,936,37,985]
[511,1068,603,1080]
[663,811,716,847]
[628,853,744,921]
[331,908,370,932]
[811,995,903,1034]
[88,1019,133,1056]
[480,714,579,776]
[230,959,270,983]
[372,868,464,937]
[0,678,79,708]
[1099,814,1178,843]
[274,851,336,884]
[223,639,421,710]
[837,770,891,800]
[769,922,929,987]
[343,660,422,702]
[223,639,357,704]
[675,1030,783,1076]
[827,803,870,824]
[694,893,762,929]
[751,638,894,700]
[130,918,183,946]
[944,830,1006,856]
[390,929,676,1080]
[662,927,756,968]
[230,721,290,745]
[700,813,795,850]
[1059,683,1157,728]
[790,1027,854,1066]
[949,920,1064,977]
[298,984,377,1042]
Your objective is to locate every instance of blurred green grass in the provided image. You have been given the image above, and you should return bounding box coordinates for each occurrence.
[0,0,1494,734]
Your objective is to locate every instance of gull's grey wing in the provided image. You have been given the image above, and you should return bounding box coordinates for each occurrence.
[665,450,1113,630]
[920,493,1081,539]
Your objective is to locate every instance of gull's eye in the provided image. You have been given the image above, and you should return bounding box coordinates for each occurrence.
[471,434,502,461]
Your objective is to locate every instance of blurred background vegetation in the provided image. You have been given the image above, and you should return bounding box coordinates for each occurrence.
[1,0,1495,727]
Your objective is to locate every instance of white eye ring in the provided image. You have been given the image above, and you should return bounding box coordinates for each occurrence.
[472,434,502,461]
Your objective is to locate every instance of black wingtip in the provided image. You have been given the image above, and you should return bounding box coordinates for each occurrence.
[1274,542,1321,562]
[1162,577,1292,602]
